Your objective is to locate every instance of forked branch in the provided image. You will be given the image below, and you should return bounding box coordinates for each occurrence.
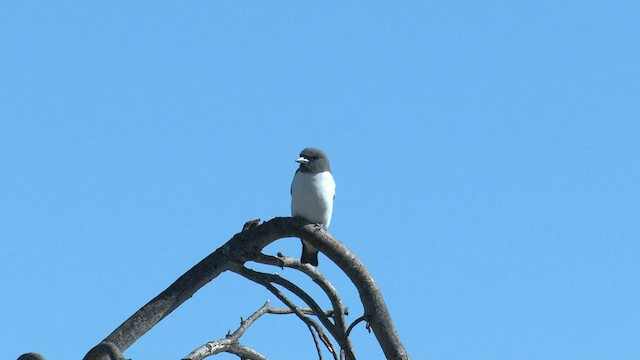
[251,253,355,359]
[85,217,408,360]
[233,266,338,359]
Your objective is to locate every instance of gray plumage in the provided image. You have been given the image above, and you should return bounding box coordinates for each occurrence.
[290,147,336,266]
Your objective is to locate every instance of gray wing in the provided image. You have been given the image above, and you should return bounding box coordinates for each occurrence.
[290,169,299,195]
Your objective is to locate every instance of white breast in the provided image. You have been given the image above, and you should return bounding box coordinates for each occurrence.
[291,171,336,228]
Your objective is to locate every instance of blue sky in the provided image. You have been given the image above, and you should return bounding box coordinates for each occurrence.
[2,2,639,359]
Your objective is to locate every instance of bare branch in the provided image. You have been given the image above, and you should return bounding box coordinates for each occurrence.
[236,266,337,337]
[345,315,368,339]
[228,300,270,342]
[254,253,348,326]
[253,253,355,359]
[224,344,267,360]
[82,341,126,360]
[290,221,410,359]
[184,301,271,360]
[267,307,344,317]
[233,266,338,360]
[184,342,267,360]
[309,324,324,360]
[186,301,345,360]
[17,354,46,360]
[97,217,408,359]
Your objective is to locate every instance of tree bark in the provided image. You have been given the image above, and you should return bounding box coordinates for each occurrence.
[100,217,409,359]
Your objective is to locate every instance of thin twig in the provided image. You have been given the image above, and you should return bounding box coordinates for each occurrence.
[345,315,367,339]
[184,301,271,360]
[228,301,270,341]
[309,324,324,360]
[233,266,338,360]
[254,253,355,359]
[237,266,337,338]
[224,344,267,360]
[268,307,342,316]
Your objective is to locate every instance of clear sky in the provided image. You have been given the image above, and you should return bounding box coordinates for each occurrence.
[2,2,639,359]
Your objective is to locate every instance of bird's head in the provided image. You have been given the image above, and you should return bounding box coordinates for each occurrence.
[296,147,331,173]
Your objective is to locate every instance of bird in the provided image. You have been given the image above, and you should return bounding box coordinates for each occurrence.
[290,147,336,266]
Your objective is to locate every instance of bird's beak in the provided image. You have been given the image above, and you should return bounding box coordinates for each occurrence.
[296,157,309,164]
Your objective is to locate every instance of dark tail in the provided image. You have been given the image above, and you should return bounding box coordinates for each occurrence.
[300,240,319,266]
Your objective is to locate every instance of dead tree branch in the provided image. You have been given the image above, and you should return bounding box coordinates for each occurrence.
[89,217,408,359]
[183,301,270,360]
[267,307,344,316]
[233,266,338,359]
[252,253,355,358]
[234,266,337,339]
[345,315,368,339]
[185,301,346,360]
